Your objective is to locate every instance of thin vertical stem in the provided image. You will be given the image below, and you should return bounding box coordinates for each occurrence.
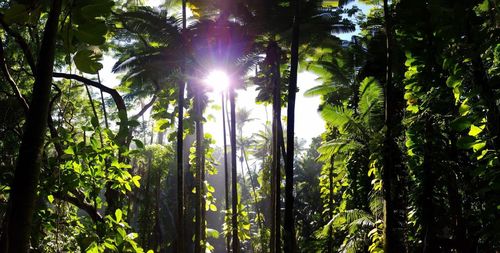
[97,72,108,129]
[230,87,239,253]
[284,0,300,248]
[222,92,231,253]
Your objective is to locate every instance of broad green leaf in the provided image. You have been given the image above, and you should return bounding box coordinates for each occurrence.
[133,139,145,149]
[47,195,54,204]
[451,116,473,132]
[457,136,478,149]
[74,48,103,74]
[80,0,114,19]
[74,21,107,45]
[207,228,220,239]
[468,125,484,137]
[132,175,141,188]
[115,209,122,223]
[64,146,75,155]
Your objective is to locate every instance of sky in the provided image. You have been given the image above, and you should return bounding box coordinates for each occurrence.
[99,0,370,148]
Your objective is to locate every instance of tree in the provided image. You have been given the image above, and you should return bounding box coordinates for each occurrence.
[1,1,62,251]
[284,0,300,251]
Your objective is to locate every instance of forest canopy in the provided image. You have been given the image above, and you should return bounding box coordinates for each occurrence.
[0,0,499,252]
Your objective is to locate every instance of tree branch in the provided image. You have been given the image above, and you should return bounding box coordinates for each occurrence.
[52,191,104,223]
[132,95,157,120]
[0,36,29,113]
[0,14,37,74]
[48,83,63,157]
[52,72,129,146]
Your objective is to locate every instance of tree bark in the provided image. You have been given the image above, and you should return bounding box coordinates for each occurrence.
[222,92,231,253]
[284,0,300,251]
[270,41,282,253]
[382,0,403,252]
[1,1,62,252]
[230,86,239,253]
[177,0,187,250]
[422,118,436,252]
[194,93,203,253]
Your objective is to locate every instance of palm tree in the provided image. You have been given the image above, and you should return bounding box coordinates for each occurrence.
[110,7,188,250]
[178,1,188,251]
[221,91,231,252]
[381,0,402,251]
[318,77,385,253]
[284,0,300,251]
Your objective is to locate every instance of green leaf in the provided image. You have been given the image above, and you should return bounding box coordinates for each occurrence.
[64,146,75,155]
[451,116,473,132]
[47,195,54,204]
[133,139,145,149]
[80,0,114,19]
[457,136,477,149]
[74,21,107,45]
[74,48,103,74]
[115,209,122,223]
[207,228,220,239]
[468,124,484,137]
[132,175,141,188]
[91,116,99,128]
[209,204,217,211]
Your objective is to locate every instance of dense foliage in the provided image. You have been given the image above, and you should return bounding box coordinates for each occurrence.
[0,0,498,252]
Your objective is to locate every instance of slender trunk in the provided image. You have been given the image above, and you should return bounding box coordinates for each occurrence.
[1,1,62,252]
[382,0,402,252]
[422,118,436,252]
[284,0,299,251]
[270,41,282,253]
[156,167,164,252]
[242,148,265,245]
[177,0,187,251]
[194,93,203,253]
[201,123,206,253]
[327,157,334,253]
[141,155,153,247]
[230,87,239,253]
[222,92,231,253]
[97,72,109,129]
[447,133,468,252]
[84,84,103,145]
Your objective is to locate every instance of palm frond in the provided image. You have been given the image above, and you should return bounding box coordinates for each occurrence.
[358,77,384,128]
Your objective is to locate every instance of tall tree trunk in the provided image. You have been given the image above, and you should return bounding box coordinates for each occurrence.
[270,41,282,253]
[381,0,403,252]
[201,123,206,253]
[156,167,164,252]
[222,92,231,253]
[327,157,334,253]
[194,93,204,253]
[1,1,62,252]
[284,0,299,251]
[230,86,239,253]
[177,0,187,251]
[422,118,436,252]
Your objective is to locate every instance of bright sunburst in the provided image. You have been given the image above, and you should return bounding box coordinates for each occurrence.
[204,70,230,92]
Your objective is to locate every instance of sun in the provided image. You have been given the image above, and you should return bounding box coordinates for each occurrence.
[204,70,230,92]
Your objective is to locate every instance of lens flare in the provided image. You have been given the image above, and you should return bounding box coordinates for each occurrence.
[204,70,230,92]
